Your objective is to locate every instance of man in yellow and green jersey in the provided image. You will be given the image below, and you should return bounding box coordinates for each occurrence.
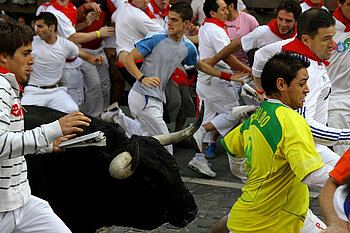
[221,53,332,232]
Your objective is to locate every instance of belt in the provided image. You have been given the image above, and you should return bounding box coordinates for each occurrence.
[28,84,63,89]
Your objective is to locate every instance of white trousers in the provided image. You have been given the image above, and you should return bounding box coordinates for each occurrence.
[0,196,71,233]
[62,67,84,106]
[328,98,350,156]
[197,79,240,142]
[21,86,78,114]
[114,89,173,154]
[79,60,104,117]
[81,48,111,110]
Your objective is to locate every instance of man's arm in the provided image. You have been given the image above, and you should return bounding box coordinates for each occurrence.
[78,48,104,66]
[67,26,114,44]
[223,54,252,73]
[319,177,350,233]
[195,60,246,82]
[123,48,160,89]
[204,38,242,67]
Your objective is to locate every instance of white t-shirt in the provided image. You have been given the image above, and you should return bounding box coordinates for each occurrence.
[300,2,328,12]
[198,21,232,84]
[30,35,79,86]
[241,25,286,52]
[327,18,350,103]
[113,2,163,55]
[252,39,350,146]
[46,5,82,68]
[191,0,206,25]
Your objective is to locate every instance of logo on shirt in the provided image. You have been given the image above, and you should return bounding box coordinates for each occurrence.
[335,38,350,53]
[11,104,23,118]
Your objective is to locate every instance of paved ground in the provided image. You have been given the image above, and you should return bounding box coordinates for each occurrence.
[95,114,323,233]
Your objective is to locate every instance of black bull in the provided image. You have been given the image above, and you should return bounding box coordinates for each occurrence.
[23,105,198,232]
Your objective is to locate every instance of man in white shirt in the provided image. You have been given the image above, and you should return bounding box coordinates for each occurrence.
[22,12,104,114]
[46,0,114,117]
[326,0,350,156]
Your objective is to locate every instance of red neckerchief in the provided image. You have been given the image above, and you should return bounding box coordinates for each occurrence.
[51,1,77,27]
[267,18,296,40]
[0,65,24,92]
[150,0,169,17]
[128,1,156,19]
[303,0,324,7]
[282,38,330,66]
[333,7,350,32]
[203,18,228,35]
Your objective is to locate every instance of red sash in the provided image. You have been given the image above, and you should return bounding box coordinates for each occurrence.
[267,18,296,40]
[150,0,169,17]
[0,66,24,92]
[51,1,77,27]
[333,7,350,32]
[303,0,324,8]
[282,38,330,66]
[128,1,156,19]
[202,18,228,35]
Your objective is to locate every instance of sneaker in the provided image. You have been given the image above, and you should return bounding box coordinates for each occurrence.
[99,102,120,123]
[188,158,216,178]
[192,128,205,152]
[205,143,216,159]
[232,105,258,121]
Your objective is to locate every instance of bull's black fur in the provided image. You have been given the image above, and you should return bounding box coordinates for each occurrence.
[23,105,197,232]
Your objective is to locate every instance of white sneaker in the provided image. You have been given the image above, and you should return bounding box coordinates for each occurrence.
[188,158,216,178]
[192,128,205,152]
[99,102,120,123]
[232,105,258,121]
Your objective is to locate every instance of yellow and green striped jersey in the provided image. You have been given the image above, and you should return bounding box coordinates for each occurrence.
[222,100,324,233]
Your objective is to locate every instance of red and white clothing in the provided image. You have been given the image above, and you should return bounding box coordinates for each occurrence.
[0,66,69,232]
[300,0,328,12]
[241,18,296,53]
[47,3,104,117]
[197,19,240,141]
[252,38,341,167]
[21,36,79,113]
[113,1,163,55]
[148,0,169,29]
[327,10,350,156]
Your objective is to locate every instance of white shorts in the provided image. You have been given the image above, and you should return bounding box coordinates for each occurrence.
[0,196,71,233]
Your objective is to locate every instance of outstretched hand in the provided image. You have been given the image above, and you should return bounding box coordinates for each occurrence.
[58,111,91,135]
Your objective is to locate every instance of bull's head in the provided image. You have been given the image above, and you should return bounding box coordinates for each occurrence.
[109,104,204,179]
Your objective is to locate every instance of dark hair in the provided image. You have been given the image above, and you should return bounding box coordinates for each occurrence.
[296,8,335,40]
[339,0,345,4]
[0,15,34,58]
[36,12,58,32]
[261,53,310,96]
[203,0,220,18]
[225,0,238,10]
[277,0,302,21]
[169,2,193,22]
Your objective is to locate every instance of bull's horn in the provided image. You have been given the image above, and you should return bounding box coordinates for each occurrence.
[153,103,204,146]
[109,142,140,179]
